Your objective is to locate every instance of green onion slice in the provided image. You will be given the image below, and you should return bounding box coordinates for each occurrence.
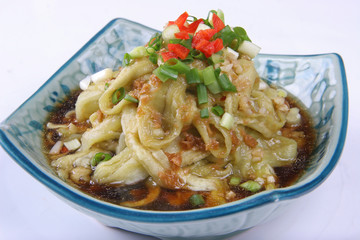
[148,53,158,65]
[112,87,125,104]
[153,65,179,82]
[189,194,205,207]
[233,26,251,42]
[124,94,139,103]
[186,68,202,84]
[219,25,237,46]
[123,53,131,66]
[180,36,193,49]
[240,180,261,193]
[220,112,234,130]
[203,66,217,85]
[214,67,221,78]
[218,74,237,92]
[153,67,169,82]
[197,84,208,105]
[229,176,241,186]
[129,46,147,59]
[169,39,182,44]
[165,58,191,74]
[206,80,222,94]
[148,32,162,51]
[190,49,206,60]
[91,152,112,166]
[211,105,224,116]
[200,108,209,118]
[209,53,224,65]
[159,65,178,80]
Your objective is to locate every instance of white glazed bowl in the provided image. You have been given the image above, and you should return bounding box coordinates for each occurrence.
[0,19,348,240]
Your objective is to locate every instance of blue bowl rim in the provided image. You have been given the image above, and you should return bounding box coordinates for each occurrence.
[0,18,348,223]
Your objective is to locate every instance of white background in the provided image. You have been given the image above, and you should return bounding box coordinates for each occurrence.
[0,0,359,239]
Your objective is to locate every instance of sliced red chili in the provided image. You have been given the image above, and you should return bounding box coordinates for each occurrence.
[60,146,69,154]
[212,14,225,32]
[161,51,178,62]
[168,43,190,60]
[197,29,217,40]
[185,19,204,33]
[175,12,189,28]
[175,31,190,39]
[200,43,215,58]
[212,38,224,53]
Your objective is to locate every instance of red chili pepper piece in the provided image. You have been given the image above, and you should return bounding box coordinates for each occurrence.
[161,51,178,62]
[193,38,209,50]
[175,31,190,39]
[212,14,225,32]
[192,29,217,49]
[168,43,190,60]
[167,21,175,26]
[212,38,224,53]
[200,43,215,58]
[60,146,69,154]
[175,12,189,28]
[197,29,217,40]
[185,19,204,33]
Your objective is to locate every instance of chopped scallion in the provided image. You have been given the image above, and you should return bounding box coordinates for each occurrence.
[218,74,237,92]
[233,26,251,42]
[229,176,241,186]
[240,180,261,193]
[181,55,194,64]
[124,94,139,103]
[159,65,178,80]
[153,67,170,82]
[214,67,221,78]
[129,46,147,59]
[180,36,193,49]
[186,68,202,84]
[200,108,209,118]
[203,66,217,85]
[211,105,224,116]
[169,39,182,44]
[220,112,234,130]
[219,25,237,46]
[189,194,205,207]
[146,47,156,54]
[148,53,158,64]
[190,49,206,60]
[91,152,112,167]
[206,80,222,94]
[112,87,125,104]
[123,53,131,66]
[197,84,208,105]
[148,32,162,51]
[165,58,191,74]
[209,53,224,64]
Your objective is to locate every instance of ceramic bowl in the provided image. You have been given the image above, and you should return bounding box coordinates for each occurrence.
[0,18,348,240]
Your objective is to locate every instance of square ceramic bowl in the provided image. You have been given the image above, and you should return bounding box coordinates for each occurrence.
[0,18,348,240]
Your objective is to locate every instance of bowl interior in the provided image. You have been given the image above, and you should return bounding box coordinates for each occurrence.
[0,18,348,222]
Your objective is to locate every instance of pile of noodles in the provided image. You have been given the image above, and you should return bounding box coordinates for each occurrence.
[49,54,299,193]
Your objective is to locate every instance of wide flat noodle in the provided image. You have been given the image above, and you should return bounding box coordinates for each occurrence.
[193,113,232,158]
[93,147,149,184]
[137,76,188,149]
[121,105,167,185]
[99,58,156,115]
[80,114,122,151]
